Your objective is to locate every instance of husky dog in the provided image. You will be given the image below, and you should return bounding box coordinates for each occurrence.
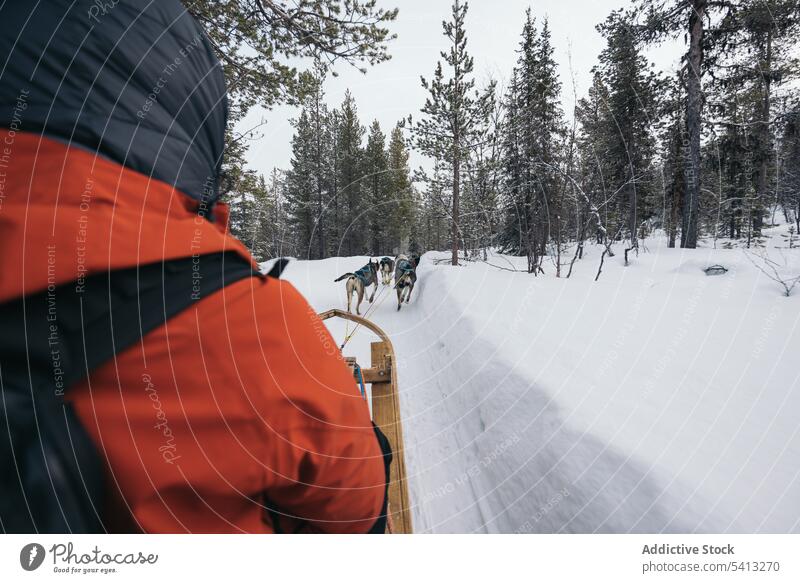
[378,256,395,286]
[393,254,418,311]
[334,260,379,315]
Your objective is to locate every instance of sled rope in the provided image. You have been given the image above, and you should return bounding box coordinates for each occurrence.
[340,284,392,349]
[342,287,352,347]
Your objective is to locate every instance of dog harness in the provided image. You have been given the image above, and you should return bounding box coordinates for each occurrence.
[397,259,414,274]
[354,264,373,285]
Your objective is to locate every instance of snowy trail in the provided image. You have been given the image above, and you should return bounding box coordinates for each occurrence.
[278,230,800,533]
[285,258,700,533]
[380,263,710,534]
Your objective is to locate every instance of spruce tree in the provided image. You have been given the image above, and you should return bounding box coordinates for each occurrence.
[308,77,333,259]
[499,10,563,273]
[499,68,526,256]
[659,74,687,248]
[337,91,367,255]
[714,0,800,237]
[779,103,800,232]
[462,85,501,260]
[326,108,342,255]
[596,10,660,248]
[576,72,615,246]
[532,18,565,264]
[386,124,415,253]
[363,120,391,254]
[285,109,317,256]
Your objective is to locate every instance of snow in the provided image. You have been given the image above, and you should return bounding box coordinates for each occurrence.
[268,223,800,533]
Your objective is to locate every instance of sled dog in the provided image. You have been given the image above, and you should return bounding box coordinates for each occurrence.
[378,257,395,286]
[334,260,379,315]
[393,254,418,311]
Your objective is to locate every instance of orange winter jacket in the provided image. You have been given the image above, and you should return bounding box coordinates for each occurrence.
[0,130,387,533]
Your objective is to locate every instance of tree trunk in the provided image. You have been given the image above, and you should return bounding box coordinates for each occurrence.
[451,8,462,268]
[795,200,800,233]
[314,93,325,259]
[754,28,772,237]
[682,0,706,249]
[626,182,640,260]
[668,186,679,248]
[452,133,460,265]
[628,131,638,248]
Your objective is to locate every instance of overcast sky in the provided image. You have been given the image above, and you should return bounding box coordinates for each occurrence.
[239,0,685,175]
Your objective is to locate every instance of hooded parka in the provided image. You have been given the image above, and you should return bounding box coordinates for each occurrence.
[0,0,386,533]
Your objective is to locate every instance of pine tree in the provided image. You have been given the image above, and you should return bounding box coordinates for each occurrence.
[499,10,563,273]
[498,68,525,256]
[713,0,800,238]
[265,168,291,257]
[417,161,451,252]
[634,0,731,248]
[462,86,501,260]
[532,18,565,267]
[326,108,342,255]
[659,74,687,248]
[337,91,366,255]
[596,10,661,249]
[412,0,493,265]
[308,76,333,259]
[227,172,262,254]
[285,109,318,257]
[363,120,391,254]
[576,72,615,246]
[184,1,398,251]
[186,0,397,117]
[386,124,415,253]
[285,87,402,259]
[779,103,800,232]
[709,83,760,243]
[247,175,274,261]
[516,10,544,271]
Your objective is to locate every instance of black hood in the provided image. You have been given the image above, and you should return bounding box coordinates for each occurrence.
[0,0,227,206]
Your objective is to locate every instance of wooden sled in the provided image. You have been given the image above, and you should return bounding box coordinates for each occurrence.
[318,309,413,534]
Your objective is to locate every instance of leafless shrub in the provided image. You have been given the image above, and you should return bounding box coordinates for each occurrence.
[745,249,800,297]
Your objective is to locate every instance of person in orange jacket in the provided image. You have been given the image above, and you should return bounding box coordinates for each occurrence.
[0,0,388,533]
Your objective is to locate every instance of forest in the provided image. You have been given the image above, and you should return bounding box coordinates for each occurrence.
[188,0,800,278]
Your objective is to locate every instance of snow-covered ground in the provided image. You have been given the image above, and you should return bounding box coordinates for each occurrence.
[273,222,800,533]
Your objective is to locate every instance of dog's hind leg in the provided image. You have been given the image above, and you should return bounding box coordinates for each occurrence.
[406,283,414,303]
[355,286,364,315]
[345,279,355,313]
[369,282,377,303]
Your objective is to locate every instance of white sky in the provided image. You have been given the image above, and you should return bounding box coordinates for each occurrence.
[239,0,685,175]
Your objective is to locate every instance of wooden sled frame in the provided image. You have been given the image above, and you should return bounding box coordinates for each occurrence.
[318,309,413,534]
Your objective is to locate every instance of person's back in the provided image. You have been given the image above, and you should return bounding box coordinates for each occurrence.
[0,0,387,533]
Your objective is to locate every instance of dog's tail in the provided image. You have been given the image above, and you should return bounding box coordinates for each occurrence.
[334,273,355,282]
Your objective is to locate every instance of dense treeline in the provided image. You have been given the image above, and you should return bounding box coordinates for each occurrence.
[184,0,399,261]
[281,81,417,259]
[211,0,800,269]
